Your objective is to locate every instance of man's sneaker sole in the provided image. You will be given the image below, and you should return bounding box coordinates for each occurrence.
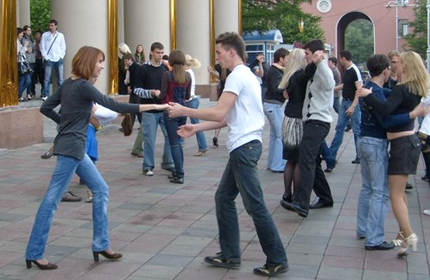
[204,256,240,269]
[253,263,289,277]
[142,170,154,176]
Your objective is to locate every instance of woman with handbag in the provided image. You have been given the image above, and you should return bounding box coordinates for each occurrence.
[17,27,32,102]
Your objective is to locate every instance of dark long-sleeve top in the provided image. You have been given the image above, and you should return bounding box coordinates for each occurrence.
[40,78,140,160]
[284,63,316,118]
[360,81,410,139]
[264,65,285,104]
[159,71,191,104]
[363,84,421,133]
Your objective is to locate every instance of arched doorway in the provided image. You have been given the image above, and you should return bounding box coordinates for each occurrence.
[337,11,375,60]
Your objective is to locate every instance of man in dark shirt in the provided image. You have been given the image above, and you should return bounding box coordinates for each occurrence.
[133,42,174,176]
[325,50,362,169]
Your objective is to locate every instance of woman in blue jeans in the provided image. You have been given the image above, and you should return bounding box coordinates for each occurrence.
[25,46,168,270]
[184,54,208,156]
[160,50,191,184]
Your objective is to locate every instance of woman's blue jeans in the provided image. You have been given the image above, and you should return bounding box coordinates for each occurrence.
[185,97,208,152]
[163,112,186,178]
[26,154,110,260]
[215,140,287,265]
[263,102,286,171]
[18,73,31,97]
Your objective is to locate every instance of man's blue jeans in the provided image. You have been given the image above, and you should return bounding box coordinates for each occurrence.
[356,137,389,246]
[215,140,287,265]
[142,111,174,171]
[329,99,361,160]
[185,97,208,152]
[26,154,110,260]
[263,102,286,172]
[163,112,186,179]
[42,59,64,97]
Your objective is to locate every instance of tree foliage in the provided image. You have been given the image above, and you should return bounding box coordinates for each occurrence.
[345,19,374,66]
[242,0,325,44]
[30,0,51,33]
[404,0,427,59]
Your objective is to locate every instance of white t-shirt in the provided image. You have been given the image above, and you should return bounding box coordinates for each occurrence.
[223,64,264,152]
[186,69,196,98]
[420,96,430,135]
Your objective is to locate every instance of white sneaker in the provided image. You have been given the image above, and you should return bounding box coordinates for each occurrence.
[41,96,47,101]
[142,169,154,176]
[423,209,430,216]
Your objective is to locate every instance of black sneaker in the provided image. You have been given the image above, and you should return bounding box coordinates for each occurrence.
[213,137,219,147]
[422,175,429,182]
[351,157,360,164]
[253,263,289,277]
[405,183,414,190]
[204,253,240,269]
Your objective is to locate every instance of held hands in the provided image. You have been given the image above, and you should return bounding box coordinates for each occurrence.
[177,124,197,139]
[167,102,184,118]
[312,50,324,64]
[355,87,372,98]
[155,104,169,110]
[207,66,213,74]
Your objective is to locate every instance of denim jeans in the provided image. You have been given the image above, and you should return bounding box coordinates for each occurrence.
[42,59,64,97]
[215,140,287,265]
[333,97,340,114]
[26,154,110,260]
[186,97,208,152]
[329,99,361,160]
[163,112,186,178]
[263,102,287,171]
[356,137,389,246]
[142,112,174,171]
[18,73,31,97]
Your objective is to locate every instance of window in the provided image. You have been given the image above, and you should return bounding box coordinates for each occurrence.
[398,19,409,37]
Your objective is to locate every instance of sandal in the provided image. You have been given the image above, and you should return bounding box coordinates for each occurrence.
[392,231,404,247]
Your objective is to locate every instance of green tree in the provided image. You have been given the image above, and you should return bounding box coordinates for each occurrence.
[404,0,427,59]
[345,19,374,66]
[242,0,325,44]
[30,0,51,33]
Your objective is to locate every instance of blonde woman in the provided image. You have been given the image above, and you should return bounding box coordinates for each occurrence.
[278,48,317,204]
[185,54,208,156]
[118,43,131,94]
[357,51,429,256]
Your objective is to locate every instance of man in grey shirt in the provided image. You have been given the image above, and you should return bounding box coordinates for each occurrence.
[328,57,341,114]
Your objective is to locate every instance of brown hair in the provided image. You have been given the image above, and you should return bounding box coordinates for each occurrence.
[215,32,247,62]
[71,46,105,80]
[169,49,188,84]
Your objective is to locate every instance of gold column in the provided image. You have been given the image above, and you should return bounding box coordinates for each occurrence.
[238,0,242,35]
[0,0,17,107]
[170,0,177,51]
[209,0,216,83]
[108,0,118,95]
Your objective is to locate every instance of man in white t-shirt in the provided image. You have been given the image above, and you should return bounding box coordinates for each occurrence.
[168,32,288,277]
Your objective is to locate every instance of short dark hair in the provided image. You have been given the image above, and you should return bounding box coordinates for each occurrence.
[328,57,337,66]
[162,54,169,60]
[151,42,164,52]
[48,19,58,26]
[273,48,289,63]
[366,54,390,77]
[123,53,134,61]
[340,50,352,61]
[215,32,247,62]
[303,39,325,53]
[17,27,23,36]
[23,25,31,31]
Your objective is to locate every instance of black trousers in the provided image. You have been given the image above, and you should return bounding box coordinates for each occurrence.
[294,120,333,210]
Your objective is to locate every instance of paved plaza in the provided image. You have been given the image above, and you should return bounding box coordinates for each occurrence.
[0,98,430,279]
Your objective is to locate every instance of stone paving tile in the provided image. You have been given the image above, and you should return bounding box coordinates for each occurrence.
[1,99,430,279]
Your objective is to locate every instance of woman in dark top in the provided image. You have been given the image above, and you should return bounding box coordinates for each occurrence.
[25,46,168,270]
[278,48,316,203]
[160,50,191,184]
[357,51,428,256]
